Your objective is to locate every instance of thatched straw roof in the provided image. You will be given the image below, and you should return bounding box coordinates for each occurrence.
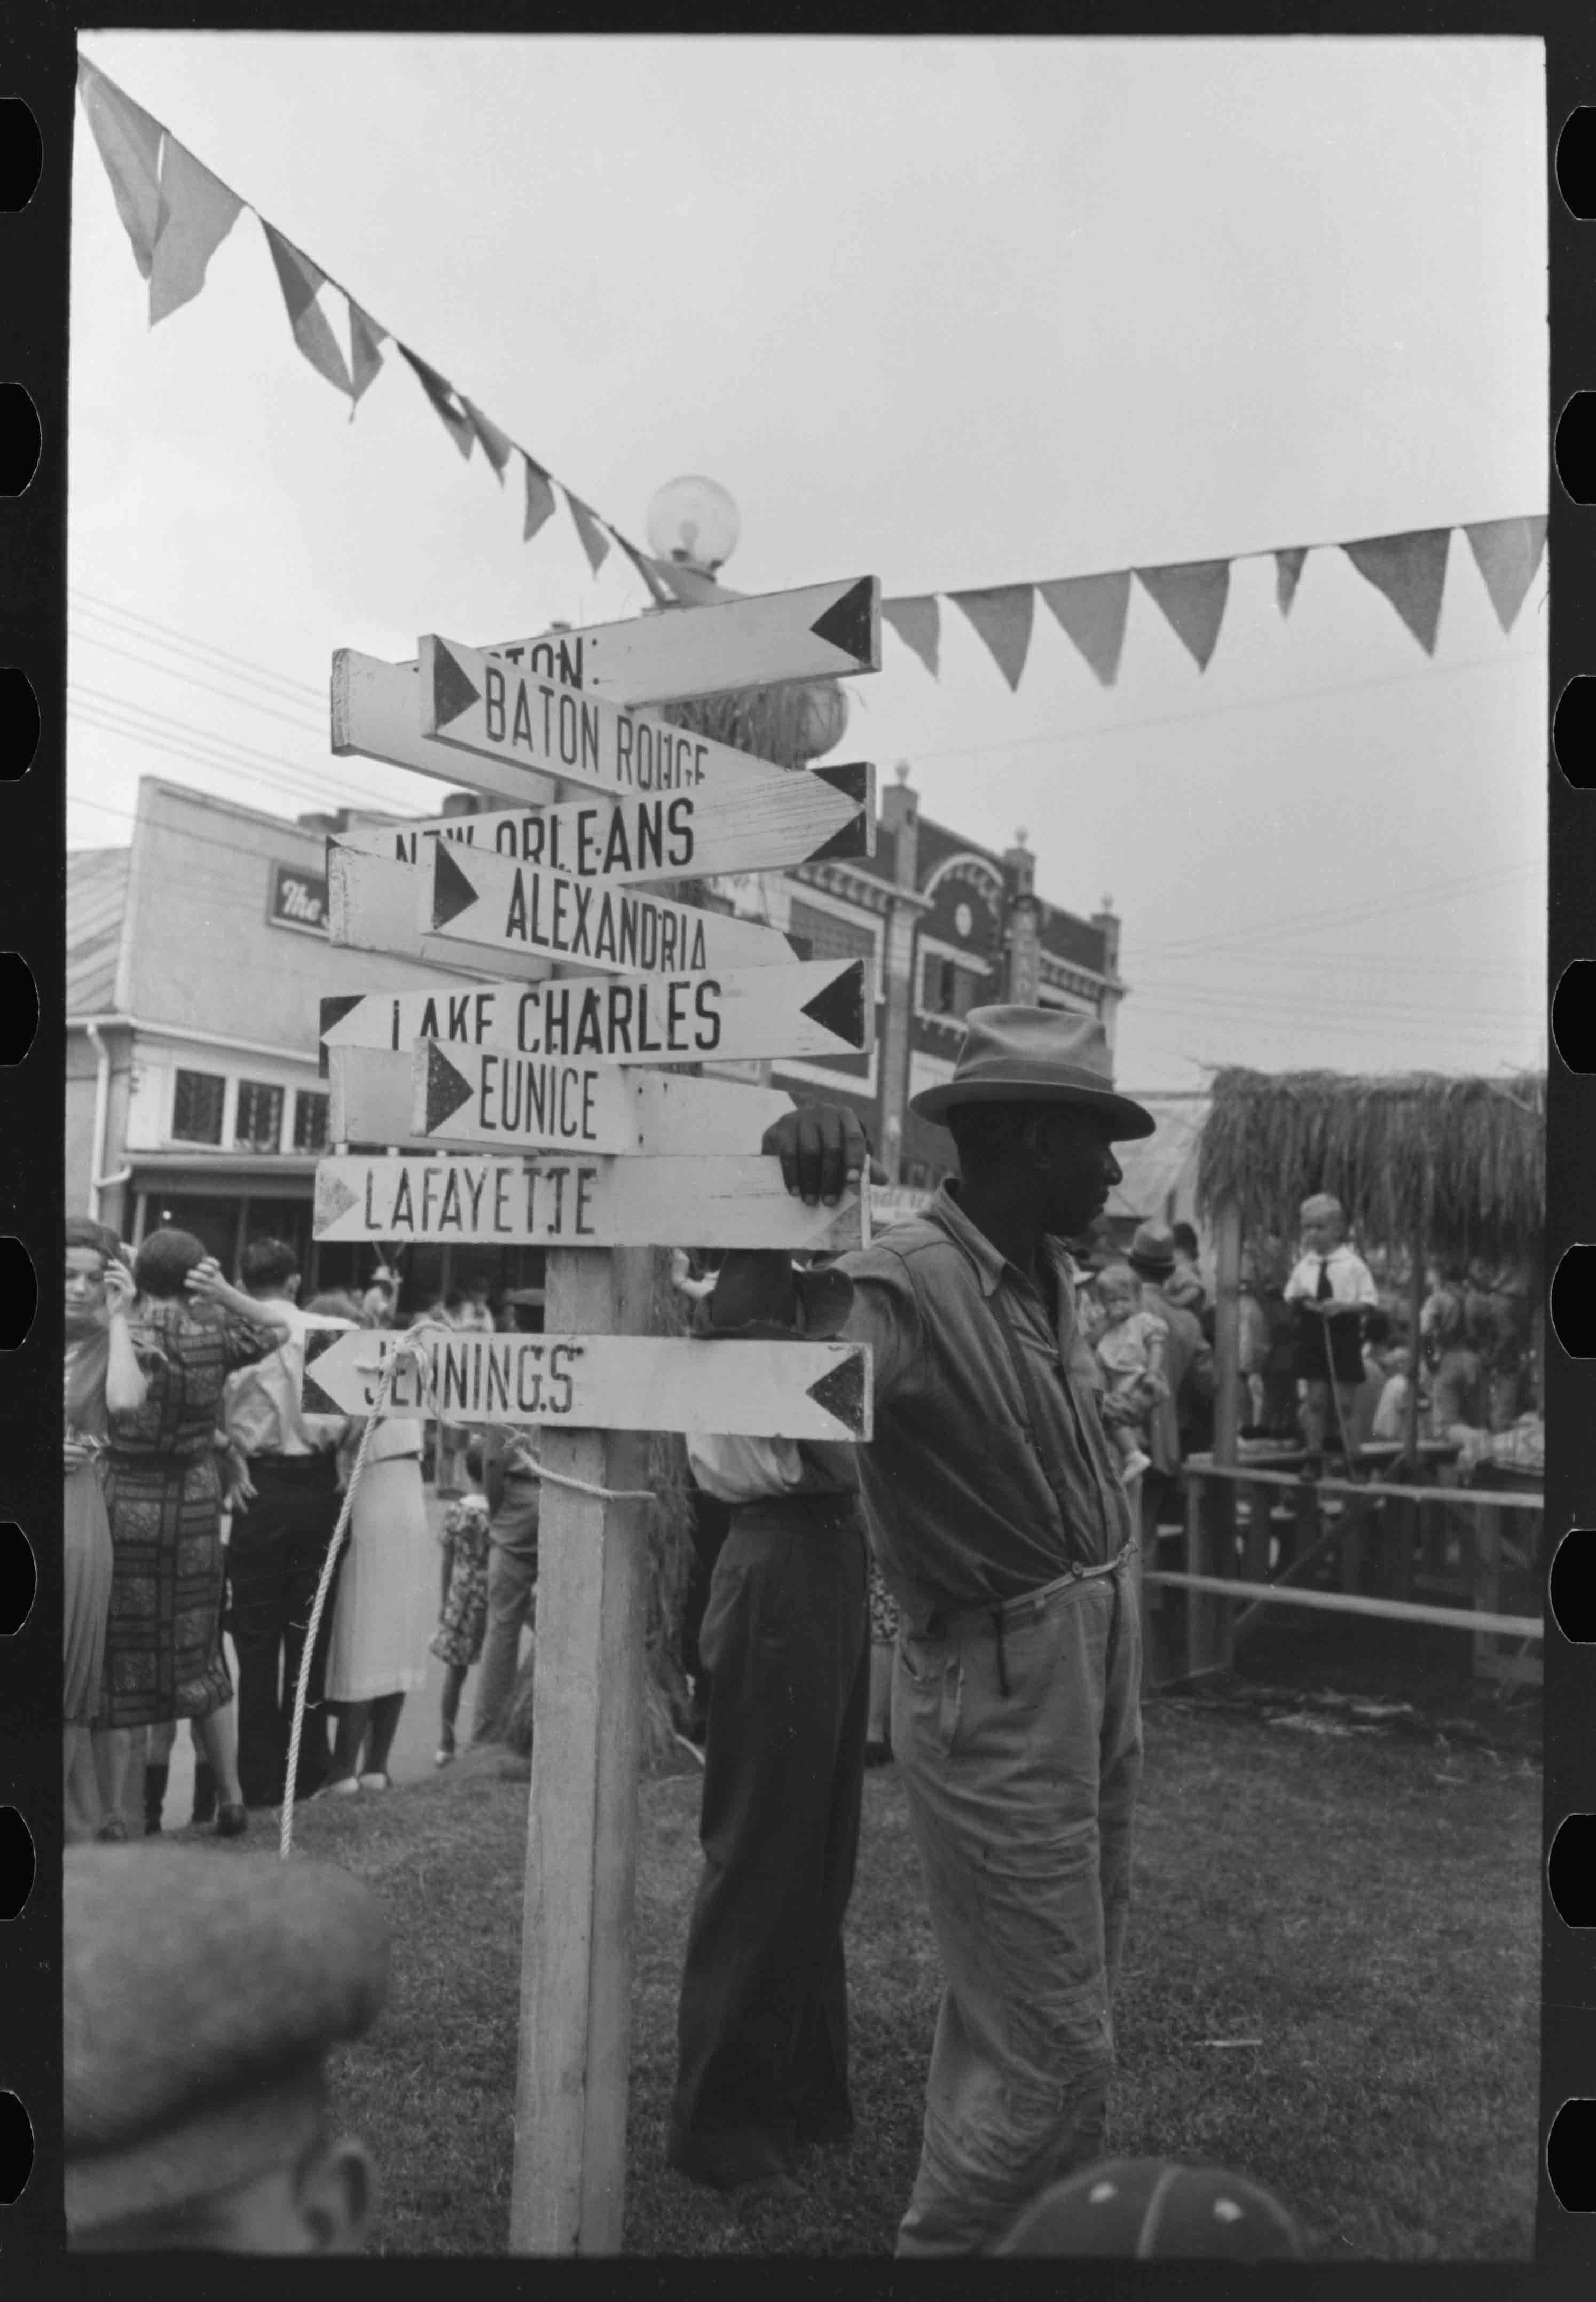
[1194,1067,1545,1266]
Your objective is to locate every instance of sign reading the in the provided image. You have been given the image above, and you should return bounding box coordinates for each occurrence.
[420,839,808,978]
[321,956,871,1067]
[335,761,875,883]
[266,860,329,936]
[313,1151,867,1251]
[303,1326,872,1443]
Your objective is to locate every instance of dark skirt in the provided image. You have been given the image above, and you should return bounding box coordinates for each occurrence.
[100,1448,232,1728]
[64,1461,113,1725]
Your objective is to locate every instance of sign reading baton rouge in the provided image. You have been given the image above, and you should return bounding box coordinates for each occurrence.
[302,1326,873,1443]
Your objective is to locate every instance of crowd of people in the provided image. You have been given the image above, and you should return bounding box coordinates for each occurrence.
[66,997,1531,2256]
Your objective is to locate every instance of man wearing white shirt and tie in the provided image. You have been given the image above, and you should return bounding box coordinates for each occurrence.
[222,1240,350,1809]
[1281,1194,1380,1469]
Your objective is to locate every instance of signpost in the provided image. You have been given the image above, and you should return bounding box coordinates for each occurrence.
[319,954,871,1068]
[333,758,874,880]
[309,574,879,2256]
[302,1325,872,1442]
[420,838,809,977]
[313,1150,869,1252]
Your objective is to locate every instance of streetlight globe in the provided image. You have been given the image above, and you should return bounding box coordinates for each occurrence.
[646,476,741,574]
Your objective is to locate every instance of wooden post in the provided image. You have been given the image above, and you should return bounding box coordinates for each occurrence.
[510,1242,654,2253]
[1212,1193,1243,1473]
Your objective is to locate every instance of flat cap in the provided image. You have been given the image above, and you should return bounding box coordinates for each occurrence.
[65,1845,390,2231]
[995,2156,1304,2258]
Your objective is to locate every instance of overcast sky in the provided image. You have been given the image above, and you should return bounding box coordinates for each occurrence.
[67,33,1547,1092]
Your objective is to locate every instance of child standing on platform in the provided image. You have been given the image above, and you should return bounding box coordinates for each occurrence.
[1091,1261,1169,1485]
[431,1437,492,1768]
[1283,1193,1380,1468]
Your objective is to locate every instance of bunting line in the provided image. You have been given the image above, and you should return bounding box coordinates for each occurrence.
[78,52,1550,695]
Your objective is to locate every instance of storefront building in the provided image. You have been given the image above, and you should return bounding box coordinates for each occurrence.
[68,771,1129,1293]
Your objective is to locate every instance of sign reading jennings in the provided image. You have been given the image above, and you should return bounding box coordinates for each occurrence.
[302,1326,873,1443]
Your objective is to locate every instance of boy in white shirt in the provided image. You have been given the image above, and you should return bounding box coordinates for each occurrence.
[1282,1193,1379,1468]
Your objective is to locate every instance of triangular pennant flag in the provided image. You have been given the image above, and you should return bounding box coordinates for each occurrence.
[347,301,388,412]
[261,222,352,398]
[522,455,557,542]
[950,585,1035,692]
[461,396,513,482]
[1037,571,1131,687]
[612,533,675,606]
[1135,559,1231,671]
[1463,515,1547,635]
[882,596,940,679]
[1342,529,1451,655]
[399,345,475,460]
[148,134,243,326]
[649,558,730,606]
[567,493,611,577]
[77,58,166,280]
[1274,547,1309,619]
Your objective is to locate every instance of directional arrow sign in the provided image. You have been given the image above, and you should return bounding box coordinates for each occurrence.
[333,761,875,882]
[313,1152,867,1252]
[420,839,807,978]
[333,649,556,807]
[410,1039,811,1154]
[327,844,552,982]
[326,1045,795,1155]
[302,1327,872,1443]
[418,633,834,807]
[320,957,871,1066]
[393,576,880,703]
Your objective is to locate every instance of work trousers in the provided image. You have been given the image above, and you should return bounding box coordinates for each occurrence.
[225,1455,343,1808]
[667,1493,870,2188]
[470,1530,538,1744]
[892,1550,1143,2256]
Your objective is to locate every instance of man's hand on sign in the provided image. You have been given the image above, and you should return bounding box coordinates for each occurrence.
[762,1102,870,1209]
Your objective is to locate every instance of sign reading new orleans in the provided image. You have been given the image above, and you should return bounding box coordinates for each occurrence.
[334,761,874,882]
[419,839,807,977]
[320,958,869,1067]
[312,1151,867,1252]
[303,1327,873,1443]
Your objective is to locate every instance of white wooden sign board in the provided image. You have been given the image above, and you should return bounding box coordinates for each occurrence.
[325,1044,794,1157]
[326,843,552,982]
[392,575,880,702]
[312,1152,868,1252]
[333,649,553,807]
[320,956,872,1067]
[409,1039,811,1155]
[333,759,875,882]
[420,837,807,978]
[303,1326,873,1443]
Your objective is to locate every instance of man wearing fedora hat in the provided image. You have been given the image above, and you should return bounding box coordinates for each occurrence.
[706,1006,1156,2254]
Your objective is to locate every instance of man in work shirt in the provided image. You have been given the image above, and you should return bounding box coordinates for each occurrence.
[707,1006,1155,2255]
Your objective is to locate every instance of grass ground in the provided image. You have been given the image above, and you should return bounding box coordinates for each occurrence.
[263,1674,1540,2260]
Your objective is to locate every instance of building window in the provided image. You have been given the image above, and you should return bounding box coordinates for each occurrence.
[293,1089,330,1153]
[923,953,978,1017]
[234,1079,285,1152]
[171,1068,226,1145]
[788,898,876,975]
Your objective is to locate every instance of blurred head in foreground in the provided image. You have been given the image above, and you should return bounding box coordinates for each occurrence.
[65,1844,391,2252]
[994,2156,1305,2260]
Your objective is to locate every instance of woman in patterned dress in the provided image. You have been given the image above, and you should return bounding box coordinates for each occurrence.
[92,1228,292,1840]
[64,1218,146,1840]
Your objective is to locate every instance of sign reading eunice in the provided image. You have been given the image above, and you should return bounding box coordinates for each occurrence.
[311,576,880,2258]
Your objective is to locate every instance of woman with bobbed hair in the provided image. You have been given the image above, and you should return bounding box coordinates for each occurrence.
[64,1217,146,1839]
[92,1227,293,1840]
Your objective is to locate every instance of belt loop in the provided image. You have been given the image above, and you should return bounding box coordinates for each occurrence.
[990,1604,1011,1698]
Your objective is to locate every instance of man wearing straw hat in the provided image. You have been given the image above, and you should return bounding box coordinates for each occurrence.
[706,1006,1156,2255]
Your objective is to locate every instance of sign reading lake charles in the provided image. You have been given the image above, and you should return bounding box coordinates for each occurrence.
[420,838,806,977]
[334,761,875,883]
[302,1326,874,1443]
[417,633,838,807]
[312,1152,867,1252]
[392,576,880,704]
[319,957,870,1066]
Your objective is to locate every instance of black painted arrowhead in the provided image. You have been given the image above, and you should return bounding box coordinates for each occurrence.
[806,1351,868,1438]
[430,636,482,730]
[424,1039,477,1132]
[801,959,867,1050]
[805,761,872,863]
[318,994,363,1077]
[809,577,878,667]
[431,840,479,929]
[301,1325,345,1418]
